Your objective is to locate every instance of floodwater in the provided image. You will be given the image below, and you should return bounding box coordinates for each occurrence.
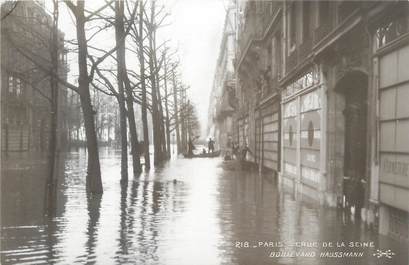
[1,147,408,265]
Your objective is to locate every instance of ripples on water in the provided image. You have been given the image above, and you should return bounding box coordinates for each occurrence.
[1,147,408,265]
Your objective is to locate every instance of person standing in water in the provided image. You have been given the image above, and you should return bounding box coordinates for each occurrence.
[208,138,215,153]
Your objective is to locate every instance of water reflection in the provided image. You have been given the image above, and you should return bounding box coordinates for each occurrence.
[86,194,102,264]
[1,147,408,265]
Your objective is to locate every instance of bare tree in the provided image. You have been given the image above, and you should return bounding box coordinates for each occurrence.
[63,0,103,194]
[162,49,171,158]
[115,0,130,181]
[171,66,181,153]
[130,0,151,169]
[46,0,60,214]
[145,0,170,164]
[115,0,141,178]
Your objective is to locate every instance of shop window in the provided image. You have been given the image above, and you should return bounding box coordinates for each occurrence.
[289,125,294,146]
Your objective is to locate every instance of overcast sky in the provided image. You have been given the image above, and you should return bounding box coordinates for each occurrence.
[165,0,226,137]
[52,0,226,137]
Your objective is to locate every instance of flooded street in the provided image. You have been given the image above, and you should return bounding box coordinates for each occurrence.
[1,148,408,265]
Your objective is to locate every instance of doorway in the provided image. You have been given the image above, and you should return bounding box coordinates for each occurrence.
[337,71,368,216]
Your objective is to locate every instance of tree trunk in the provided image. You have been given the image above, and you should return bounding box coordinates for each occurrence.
[117,94,128,182]
[115,0,142,175]
[152,29,166,157]
[115,0,131,182]
[46,0,59,214]
[124,2,141,175]
[180,87,187,153]
[149,61,161,165]
[171,69,181,154]
[138,2,150,170]
[163,54,171,158]
[153,37,167,158]
[148,1,162,165]
[75,1,102,194]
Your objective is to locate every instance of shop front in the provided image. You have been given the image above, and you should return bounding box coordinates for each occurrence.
[280,66,325,201]
[373,12,409,240]
[255,96,280,173]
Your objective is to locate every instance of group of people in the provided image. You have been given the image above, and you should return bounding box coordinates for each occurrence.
[231,141,250,162]
[187,136,250,162]
[201,138,215,154]
[187,137,216,156]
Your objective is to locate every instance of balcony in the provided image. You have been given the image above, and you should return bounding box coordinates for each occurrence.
[237,1,282,67]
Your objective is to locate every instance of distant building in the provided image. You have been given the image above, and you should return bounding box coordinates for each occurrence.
[1,1,69,158]
[233,0,409,241]
[207,1,237,154]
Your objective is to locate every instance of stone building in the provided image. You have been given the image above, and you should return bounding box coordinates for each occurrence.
[1,1,69,159]
[207,2,237,154]
[235,1,282,172]
[233,0,409,241]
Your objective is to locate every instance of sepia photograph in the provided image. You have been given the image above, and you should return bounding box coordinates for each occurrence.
[1,0,409,264]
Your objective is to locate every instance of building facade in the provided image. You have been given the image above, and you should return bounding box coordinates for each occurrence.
[1,1,68,159]
[207,2,237,154]
[232,0,409,241]
[235,1,282,172]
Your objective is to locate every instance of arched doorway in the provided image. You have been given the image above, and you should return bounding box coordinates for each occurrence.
[335,71,368,216]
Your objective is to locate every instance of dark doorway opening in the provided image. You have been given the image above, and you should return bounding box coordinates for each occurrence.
[337,71,368,217]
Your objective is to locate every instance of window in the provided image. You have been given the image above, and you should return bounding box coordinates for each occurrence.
[276,33,282,78]
[271,37,276,78]
[289,3,297,48]
[272,32,282,79]
[27,8,34,19]
[303,1,311,41]
[318,1,330,26]
[16,78,22,96]
[289,125,294,146]
[255,1,262,15]
[8,75,14,93]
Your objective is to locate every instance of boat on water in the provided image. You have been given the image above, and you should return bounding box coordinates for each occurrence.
[183,150,221,158]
